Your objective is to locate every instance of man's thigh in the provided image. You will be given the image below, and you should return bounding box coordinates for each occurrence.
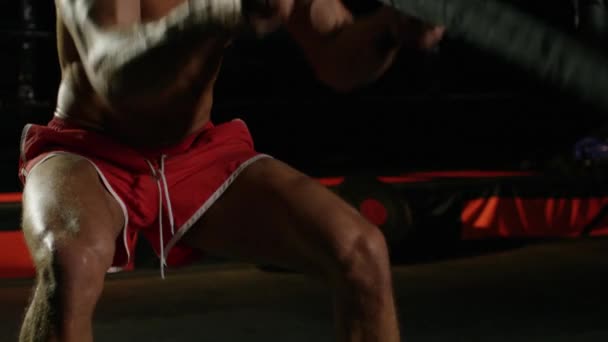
[181,158,377,272]
[22,153,125,259]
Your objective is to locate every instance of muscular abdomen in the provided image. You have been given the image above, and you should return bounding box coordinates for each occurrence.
[54,6,227,148]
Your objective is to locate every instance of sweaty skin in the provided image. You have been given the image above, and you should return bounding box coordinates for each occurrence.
[54,0,443,147]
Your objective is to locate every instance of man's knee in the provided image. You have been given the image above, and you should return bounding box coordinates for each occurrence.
[25,217,115,296]
[54,243,113,301]
[22,203,118,276]
[328,213,391,291]
[20,238,111,341]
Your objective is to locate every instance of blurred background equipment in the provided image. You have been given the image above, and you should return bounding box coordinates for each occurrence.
[377,0,608,112]
[17,0,39,106]
[0,0,58,191]
[575,0,608,43]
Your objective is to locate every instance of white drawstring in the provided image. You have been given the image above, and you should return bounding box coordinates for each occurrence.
[146,154,175,279]
[160,155,176,235]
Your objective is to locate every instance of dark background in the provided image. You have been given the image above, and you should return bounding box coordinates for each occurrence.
[0,0,606,192]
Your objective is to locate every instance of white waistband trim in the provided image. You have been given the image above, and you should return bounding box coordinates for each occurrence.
[162,154,272,267]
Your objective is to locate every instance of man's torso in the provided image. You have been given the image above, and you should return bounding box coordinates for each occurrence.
[55,0,229,147]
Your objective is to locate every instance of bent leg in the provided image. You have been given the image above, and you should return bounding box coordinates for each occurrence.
[182,158,399,342]
[19,154,124,342]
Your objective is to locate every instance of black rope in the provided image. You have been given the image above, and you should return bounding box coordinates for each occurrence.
[581,204,608,235]
[377,0,608,112]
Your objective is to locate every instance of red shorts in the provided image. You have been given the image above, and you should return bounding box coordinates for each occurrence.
[19,117,268,272]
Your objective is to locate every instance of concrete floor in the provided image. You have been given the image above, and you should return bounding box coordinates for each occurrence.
[1,238,607,342]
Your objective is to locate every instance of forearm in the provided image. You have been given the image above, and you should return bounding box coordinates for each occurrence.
[60,0,245,109]
[289,5,404,92]
[324,7,404,91]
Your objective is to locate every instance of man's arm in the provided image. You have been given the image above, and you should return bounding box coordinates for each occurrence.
[287,0,443,92]
[56,0,283,110]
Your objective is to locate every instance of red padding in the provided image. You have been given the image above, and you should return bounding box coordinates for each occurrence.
[359,198,389,227]
[462,197,608,239]
[0,231,35,279]
[378,171,535,184]
[377,176,433,184]
[0,193,22,204]
[407,170,536,179]
[317,177,345,187]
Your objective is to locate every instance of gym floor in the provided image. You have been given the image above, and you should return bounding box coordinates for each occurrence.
[1,238,607,342]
